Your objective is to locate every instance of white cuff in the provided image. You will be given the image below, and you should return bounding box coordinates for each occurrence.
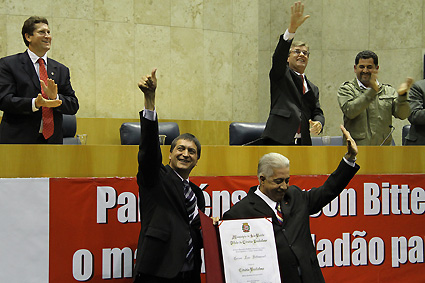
[343,157,356,167]
[143,108,157,121]
[283,29,295,41]
[32,98,39,112]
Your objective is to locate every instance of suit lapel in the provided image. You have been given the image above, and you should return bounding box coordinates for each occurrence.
[47,58,58,81]
[165,165,188,216]
[20,52,41,91]
[289,69,303,106]
[248,188,275,218]
[191,181,205,211]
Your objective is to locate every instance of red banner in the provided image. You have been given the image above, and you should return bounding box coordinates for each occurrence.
[48,174,425,282]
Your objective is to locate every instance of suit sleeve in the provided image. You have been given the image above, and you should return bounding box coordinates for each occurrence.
[306,159,360,215]
[270,34,292,82]
[311,85,325,127]
[408,82,425,125]
[55,64,79,115]
[137,110,162,188]
[0,58,33,114]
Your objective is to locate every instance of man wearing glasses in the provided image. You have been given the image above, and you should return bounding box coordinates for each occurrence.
[261,1,324,145]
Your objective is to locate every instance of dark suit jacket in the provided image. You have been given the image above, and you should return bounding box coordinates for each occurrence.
[0,51,79,144]
[134,111,206,279]
[262,35,324,145]
[406,79,425,145]
[223,160,360,283]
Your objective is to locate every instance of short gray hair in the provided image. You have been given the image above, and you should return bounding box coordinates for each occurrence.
[257,153,290,181]
[290,40,309,51]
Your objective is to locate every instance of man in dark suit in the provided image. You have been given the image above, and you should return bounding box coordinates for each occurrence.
[0,16,78,144]
[406,79,425,145]
[134,68,205,283]
[223,126,359,283]
[262,1,324,145]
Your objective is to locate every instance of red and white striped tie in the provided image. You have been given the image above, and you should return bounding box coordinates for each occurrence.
[276,202,283,225]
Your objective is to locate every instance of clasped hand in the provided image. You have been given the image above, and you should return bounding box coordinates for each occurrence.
[35,79,62,108]
[397,77,414,96]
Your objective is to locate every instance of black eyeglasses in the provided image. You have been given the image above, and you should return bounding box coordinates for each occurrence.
[291,49,310,57]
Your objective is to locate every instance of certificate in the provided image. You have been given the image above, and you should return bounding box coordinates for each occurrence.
[219,218,281,283]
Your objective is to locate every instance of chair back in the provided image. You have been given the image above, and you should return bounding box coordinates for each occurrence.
[62,114,80,144]
[119,122,180,145]
[229,122,265,145]
[402,124,411,145]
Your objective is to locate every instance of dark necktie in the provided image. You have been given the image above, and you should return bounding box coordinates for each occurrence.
[38,58,54,139]
[183,180,198,262]
[295,75,305,140]
[300,74,306,94]
[275,202,283,225]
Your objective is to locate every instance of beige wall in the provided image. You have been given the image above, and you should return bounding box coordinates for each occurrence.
[259,0,424,145]
[0,0,424,145]
[0,0,260,123]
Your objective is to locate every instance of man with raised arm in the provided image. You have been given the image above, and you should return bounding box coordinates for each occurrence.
[261,1,324,145]
[134,69,205,283]
[224,126,360,282]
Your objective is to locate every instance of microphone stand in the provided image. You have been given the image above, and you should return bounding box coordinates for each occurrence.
[242,137,264,146]
[380,125,395,146]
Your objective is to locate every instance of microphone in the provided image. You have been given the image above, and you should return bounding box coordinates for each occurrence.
[380,125,395,146]
[242,137,264,146]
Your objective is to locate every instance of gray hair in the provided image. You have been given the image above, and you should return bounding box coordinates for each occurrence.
[257,153,290,181]
[290,40,309,51]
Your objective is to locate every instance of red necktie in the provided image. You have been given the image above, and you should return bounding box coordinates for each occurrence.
[38,58,54,139]
[301,75,306,94]
[295,75,305,138]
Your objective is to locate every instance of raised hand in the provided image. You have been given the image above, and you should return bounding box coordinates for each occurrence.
[369,71,380,92]
[397,77,414,96]
[138,68,157,110]
[41,78,58,100]
[35,93,62,108]
[288,1,310,33]
[340,125,358,161]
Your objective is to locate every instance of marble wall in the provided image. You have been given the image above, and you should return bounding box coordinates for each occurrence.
[260,0,424,144]
[0,0,259,122]
[0,0,424,145]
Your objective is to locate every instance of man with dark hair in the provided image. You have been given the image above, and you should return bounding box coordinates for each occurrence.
[261,1,324,145]
[0,16,79,144]
[338,50,413,145]
[355,50,378,66]
[224,126,360,283]
[170,132,201,159]
[134,68,205,283]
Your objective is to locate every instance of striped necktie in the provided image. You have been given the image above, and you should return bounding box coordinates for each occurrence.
[38,58,54,139]
[275,202,283,225]
[183,180,198,262]
[183,180,198,223]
